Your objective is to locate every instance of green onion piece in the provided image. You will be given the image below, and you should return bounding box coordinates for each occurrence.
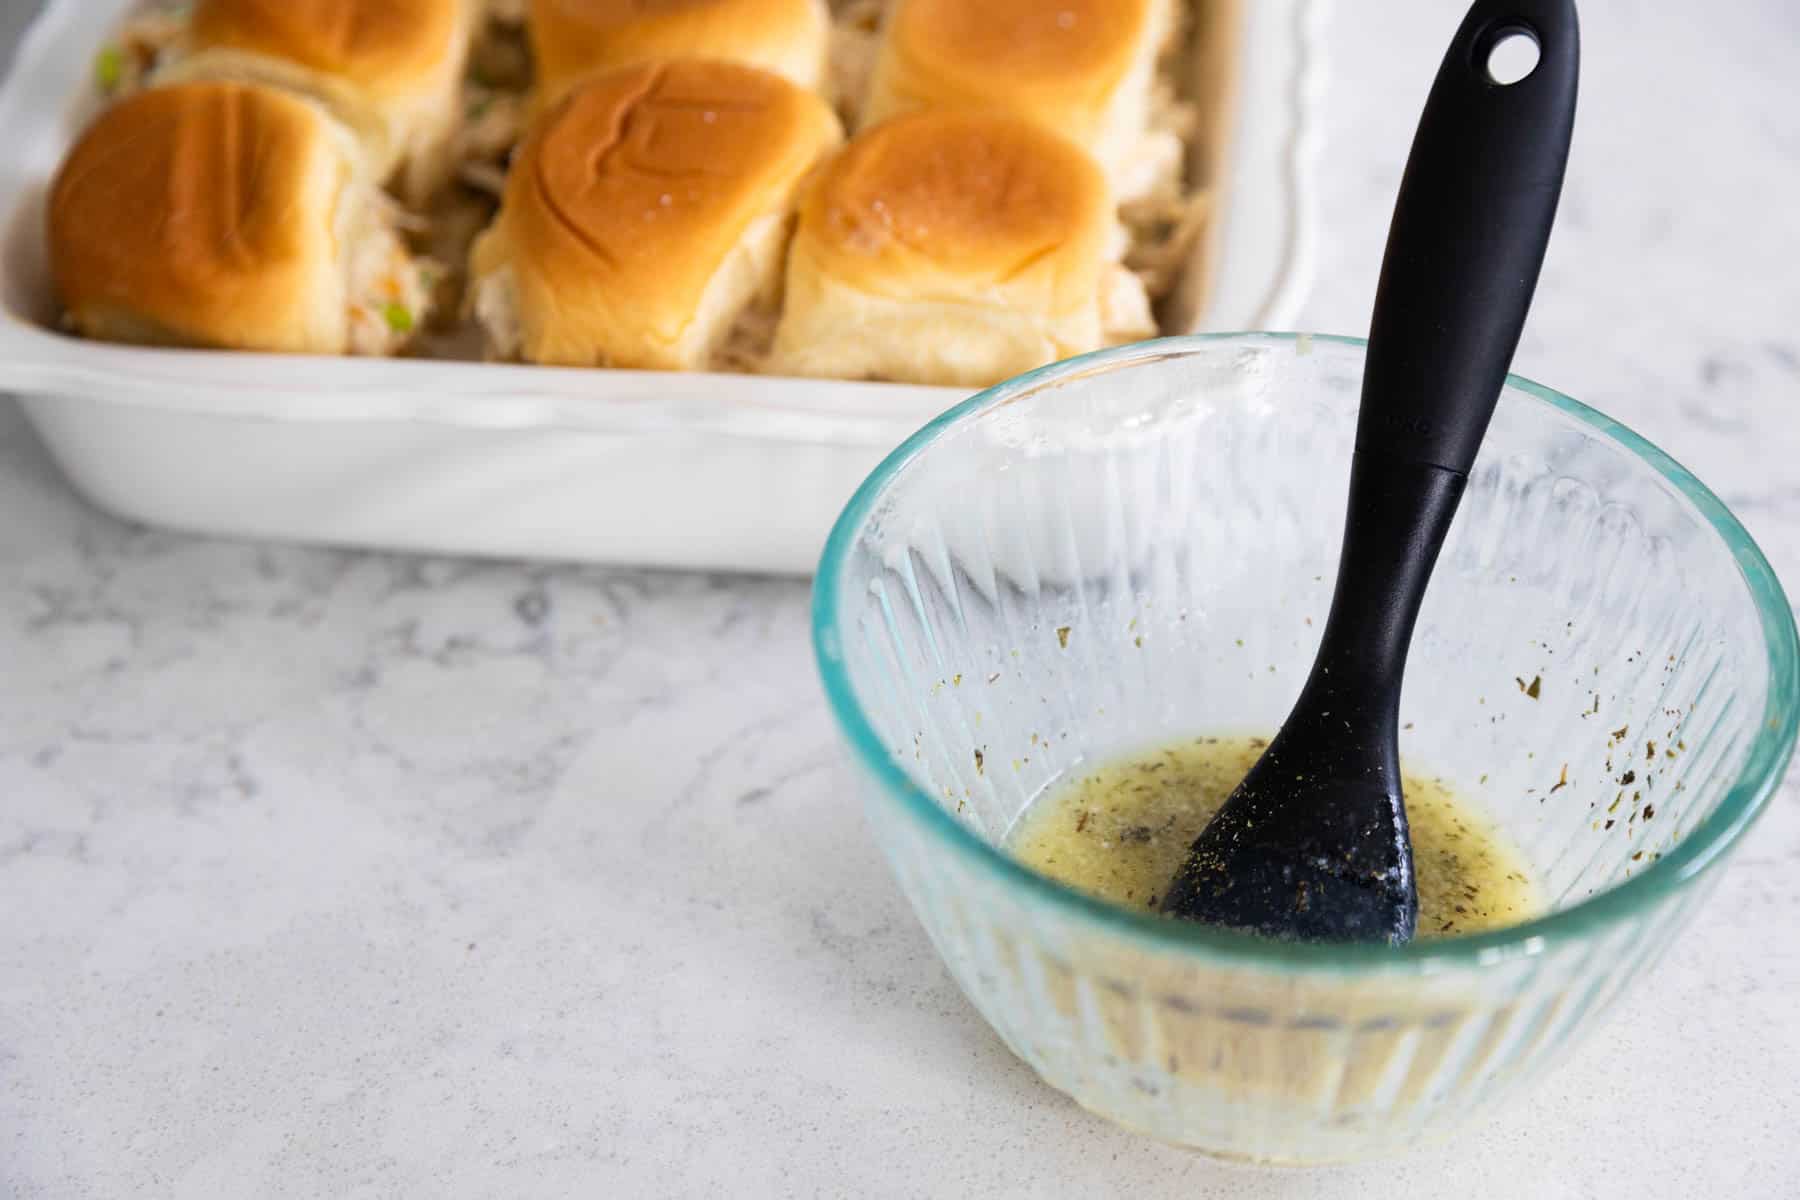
[382,303,414,334]
[95,46,123,92]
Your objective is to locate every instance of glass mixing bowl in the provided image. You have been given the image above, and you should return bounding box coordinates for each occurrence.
[812,334,1799,1164]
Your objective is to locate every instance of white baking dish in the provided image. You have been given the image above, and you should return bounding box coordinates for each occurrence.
[0,0,1323,574]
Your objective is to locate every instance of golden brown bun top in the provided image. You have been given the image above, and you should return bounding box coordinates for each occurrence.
[875,0,1160,121]
[506,58,839,288]
[190,0,463,93]
[529,0,827,96]
[49,81,349,348]
[797,110,1110,311]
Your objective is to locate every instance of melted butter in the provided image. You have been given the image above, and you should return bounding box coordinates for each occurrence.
[1008,735,1540,938]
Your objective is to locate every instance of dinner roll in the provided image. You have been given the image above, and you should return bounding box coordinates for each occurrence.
[49,81,432,356]
[770,110,1115,388]
[861,0,1175,190]
[172,0,475,201]
[469,59,841,370]
[530,0,829,102]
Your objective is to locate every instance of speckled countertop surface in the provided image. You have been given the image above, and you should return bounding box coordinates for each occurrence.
[4,3,1799,1197]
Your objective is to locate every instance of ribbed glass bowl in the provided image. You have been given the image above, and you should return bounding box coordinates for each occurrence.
[812,334,1799,1164]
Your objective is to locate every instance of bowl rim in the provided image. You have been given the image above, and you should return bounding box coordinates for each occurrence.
[812,332,1800,973]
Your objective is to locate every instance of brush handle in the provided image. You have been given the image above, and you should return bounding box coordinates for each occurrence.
[1319,0,1579,707]
[1359,0,1579,474]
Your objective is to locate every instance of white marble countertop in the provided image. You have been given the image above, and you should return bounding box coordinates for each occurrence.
[5,3,1800,1197]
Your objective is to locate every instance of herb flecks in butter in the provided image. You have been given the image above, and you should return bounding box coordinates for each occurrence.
[1009,735,1541,939]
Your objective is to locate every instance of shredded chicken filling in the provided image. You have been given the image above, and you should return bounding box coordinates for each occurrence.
[95,2,190,98]
[826,0,884,127]
[710,301,782,375]
[345,194,438,356]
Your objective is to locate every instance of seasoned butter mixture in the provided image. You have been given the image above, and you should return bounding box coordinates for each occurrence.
[1009,736,1540,938]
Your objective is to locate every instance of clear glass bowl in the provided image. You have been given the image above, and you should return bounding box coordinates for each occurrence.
[812,334,1799,1164]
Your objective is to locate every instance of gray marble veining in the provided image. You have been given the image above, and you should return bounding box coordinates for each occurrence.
[4,3,1800,1197]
